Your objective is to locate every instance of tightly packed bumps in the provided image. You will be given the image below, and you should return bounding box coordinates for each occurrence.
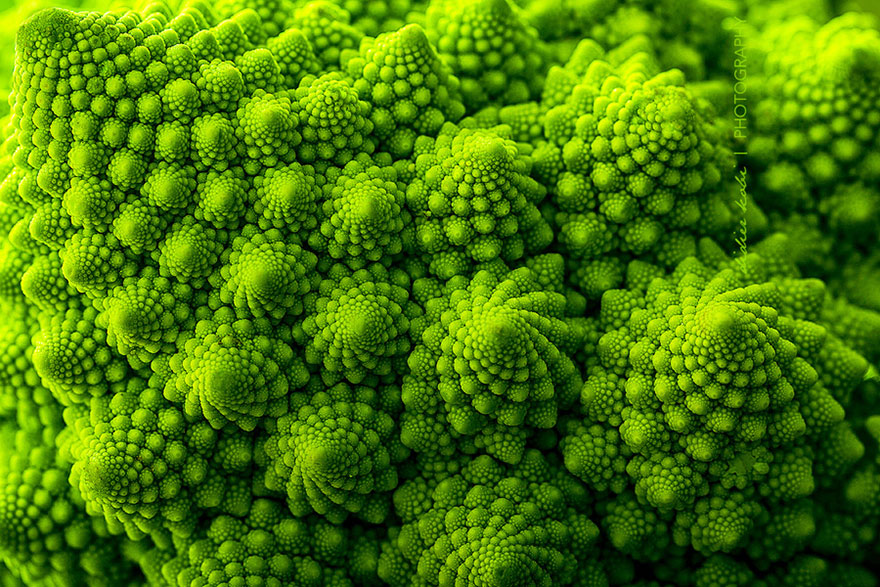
[380,451,600,585]
[402,266,582,464]
[0,0,876,585]
[407,124,552,269]
[566,244,873,558]
[748,13,880,279]
[263,380,407,524]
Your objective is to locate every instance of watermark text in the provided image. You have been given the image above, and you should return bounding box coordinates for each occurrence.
[731,17,748,272]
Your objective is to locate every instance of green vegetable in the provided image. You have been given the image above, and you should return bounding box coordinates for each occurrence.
[0,0,875,585]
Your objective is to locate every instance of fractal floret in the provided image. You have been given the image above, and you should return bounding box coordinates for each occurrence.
[310,159,411,268]
[166,307,307,430]
[215,224,320,319]
[298,264,418,385]
[68,379,258,538]
[263,379,408,523]
[424,0,548,111]
[344,23,465,158]
[160,498,382,586]
[0,0,875,585]
[379,451,601,586]
[0,427,143,585]
[402,265,582,464]
[531,38,739,298]
[565,241,873,558]
[406,123,553,271]
[749,13,880,276]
